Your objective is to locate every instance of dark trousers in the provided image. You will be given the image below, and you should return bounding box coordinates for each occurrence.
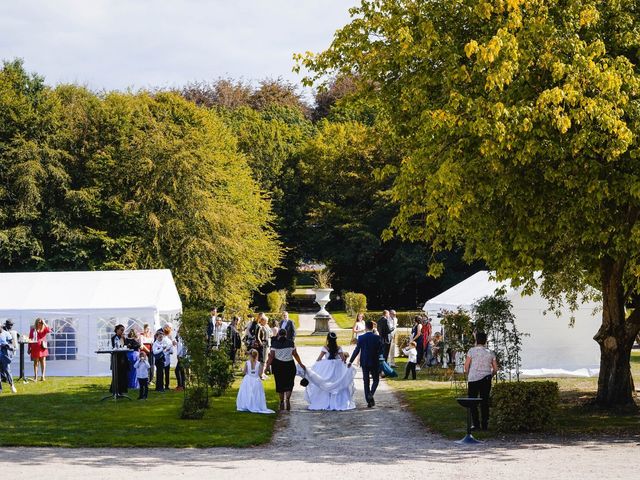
[155,359,165,391]
[361,364,380,402]
[147,351,155,382]
[404,361,417,379]
[416,344,425,365]
[382,342,391,362]
[138,378,149,399]
[468,375,492,428]
[164,365,170,390]
[175,359,186,388]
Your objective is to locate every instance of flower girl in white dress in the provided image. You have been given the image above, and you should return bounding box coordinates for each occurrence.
[236,349,274,414]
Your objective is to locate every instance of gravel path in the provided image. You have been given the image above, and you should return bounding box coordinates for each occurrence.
[3,346,638,479]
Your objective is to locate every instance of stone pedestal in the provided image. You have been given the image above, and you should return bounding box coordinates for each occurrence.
[312,314,331,335]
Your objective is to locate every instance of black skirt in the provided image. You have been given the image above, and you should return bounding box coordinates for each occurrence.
[272,358,296,393]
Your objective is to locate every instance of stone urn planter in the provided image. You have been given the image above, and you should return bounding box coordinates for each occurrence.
[312,287,333,334]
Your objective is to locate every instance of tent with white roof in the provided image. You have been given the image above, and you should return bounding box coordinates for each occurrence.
[0,269,182,377]
[423,271,600,377]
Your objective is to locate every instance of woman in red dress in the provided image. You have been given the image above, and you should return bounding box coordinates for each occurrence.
[28,318,51,381]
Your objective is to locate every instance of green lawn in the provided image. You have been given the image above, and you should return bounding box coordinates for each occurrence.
[387,351,640,439]
[331,311,353,329]
[1,372,278,447]
[295,330,353,347]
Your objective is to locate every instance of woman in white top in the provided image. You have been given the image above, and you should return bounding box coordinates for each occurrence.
[236,349,274,414]
[303,332,356,411]
[352,313,366,341]
[464,331,498,430]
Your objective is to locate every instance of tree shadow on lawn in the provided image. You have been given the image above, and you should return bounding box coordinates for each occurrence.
[1,386,638,468]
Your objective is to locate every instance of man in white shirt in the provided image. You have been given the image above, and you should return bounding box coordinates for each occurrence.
[210,316,229,349]
[388,309,399,367]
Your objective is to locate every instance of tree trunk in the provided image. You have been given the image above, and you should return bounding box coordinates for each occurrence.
[594,258,638,407]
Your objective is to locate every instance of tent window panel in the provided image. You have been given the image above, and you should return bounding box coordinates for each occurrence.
[97,317,147,357]
[48,318,78,361]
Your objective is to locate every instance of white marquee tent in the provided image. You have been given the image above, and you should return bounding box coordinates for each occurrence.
[423,271,601,377]
[0,269,182,377]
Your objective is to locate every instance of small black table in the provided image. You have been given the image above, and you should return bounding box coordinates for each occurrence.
[455,397,483,444]
[96,349,132,401]
[17,340,38,383]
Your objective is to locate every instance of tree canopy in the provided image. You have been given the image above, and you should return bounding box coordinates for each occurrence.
[298,0,640,406]
[0,60,281,308]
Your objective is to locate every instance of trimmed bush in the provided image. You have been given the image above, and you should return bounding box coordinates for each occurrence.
[344,292,367,317]
[207,342,235,397]
[266,290,286,313]
[492,381,559,432]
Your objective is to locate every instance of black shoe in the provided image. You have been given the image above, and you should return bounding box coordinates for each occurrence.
[370,397,375,407]
[367,400,373,408]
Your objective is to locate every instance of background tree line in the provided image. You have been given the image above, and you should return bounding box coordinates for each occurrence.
[0,58,478,311]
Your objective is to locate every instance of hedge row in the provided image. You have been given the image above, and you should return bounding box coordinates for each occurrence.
[363,311,424,328]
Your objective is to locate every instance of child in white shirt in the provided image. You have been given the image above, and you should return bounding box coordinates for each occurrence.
[134,351,151,399]
[403,341,418,380]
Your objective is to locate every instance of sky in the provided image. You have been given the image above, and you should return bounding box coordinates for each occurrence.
[0,0,358,93]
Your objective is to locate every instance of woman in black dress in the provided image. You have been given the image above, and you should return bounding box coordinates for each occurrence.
[110,324,130,394]
[265,328,305,411]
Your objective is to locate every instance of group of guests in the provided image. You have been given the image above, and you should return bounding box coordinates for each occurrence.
[109,323,186,400]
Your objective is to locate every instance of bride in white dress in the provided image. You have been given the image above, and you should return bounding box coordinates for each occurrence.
[236,349,274,414]
[304,332,356,411]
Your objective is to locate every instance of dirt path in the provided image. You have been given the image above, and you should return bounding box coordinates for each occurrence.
[2,346,638,479]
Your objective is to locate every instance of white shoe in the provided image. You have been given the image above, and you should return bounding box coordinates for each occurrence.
[10,385,17,393]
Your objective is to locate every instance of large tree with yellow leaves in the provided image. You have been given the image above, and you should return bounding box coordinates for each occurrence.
[299,0,640,406]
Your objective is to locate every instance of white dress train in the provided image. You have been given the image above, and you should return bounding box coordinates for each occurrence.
[236,360,274,414]
[304,347,356,411]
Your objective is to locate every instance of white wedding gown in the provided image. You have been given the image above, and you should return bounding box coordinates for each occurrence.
[304,347,356,411]
[236,360,275,414]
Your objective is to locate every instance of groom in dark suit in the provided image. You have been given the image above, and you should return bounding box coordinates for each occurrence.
[348,320,382,408]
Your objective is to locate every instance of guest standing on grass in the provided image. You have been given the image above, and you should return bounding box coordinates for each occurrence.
[162,326,176,390]
[410,316,423,367]
[152,331,171,392]
[175,329,187,391]
[279,311,296,341]
[265,328,305,411]
[464,331,498,431]
[140,324,154,384]
[110,324,130,394]
[0,324,17,393]
[135,351,151,400]
[388,310,399,367]
[125,329,141,389]
[402,341,418,380]
[227,316,242,365]
[28,318,50,381]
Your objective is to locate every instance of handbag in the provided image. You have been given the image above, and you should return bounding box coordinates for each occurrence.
[40,340,48,350]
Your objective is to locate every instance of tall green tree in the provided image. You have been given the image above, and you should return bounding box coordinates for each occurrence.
[0,61,281,308]
[299,0,640,406]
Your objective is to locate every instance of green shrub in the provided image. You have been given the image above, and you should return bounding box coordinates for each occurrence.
[207,342,235,396]
[266,290,286,313]
[492,381,559,432]
[181,386,208,419]
[344,292,367,317]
